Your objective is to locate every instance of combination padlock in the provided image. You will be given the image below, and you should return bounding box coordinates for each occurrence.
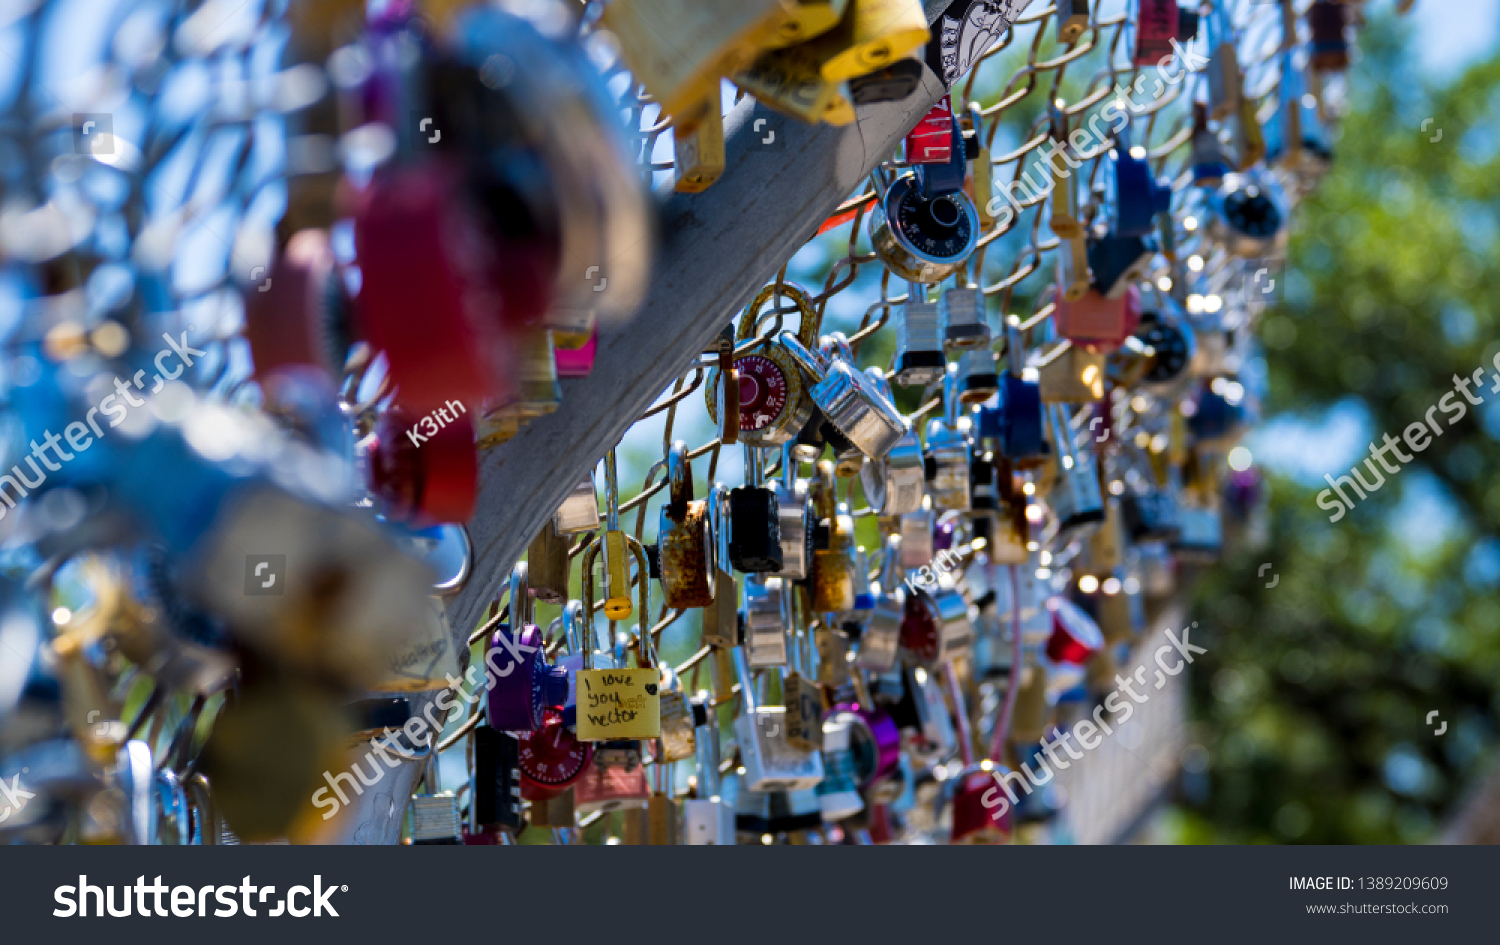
[772,441,814,582]
[939,284,990,353]
[468,725,524,839]
[894,283,947,387]
[924,372,973,511]
[869,167,981,284]
[743,572,788,668]
[729,444,784,573]
[658,440,715,607]
[732,646,824,793]
[706,283,822,448]
[1205,172,1287,259]
[816,713,865,821]
[517,707,594,795]
[776,330,908,461]
[487,564,569,733]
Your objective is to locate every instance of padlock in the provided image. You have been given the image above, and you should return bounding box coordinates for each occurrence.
[573,745,651,816]
[658,663,698,762]
[813,619,851,688]
[624,759,680,845]
[848,57,924,105]
[782,591,824,752]
[1202,0,1240,120]
[1308,1,1350,73]
[528,788,576,830]
[824,700,901,788]
[776,330,908,461]
[703,484,742,648]
[1080,498,1125,574]
[899,574,973,668]
[1047,103,1084,241]
[1045,598,1106,665]
[469,725,524,837]
[555,474,601,534]
[949,762,1011,844]
[409,755,463,844]
[365,402,478,526]
[244,228,349,379]
[1056,0,1090,44]
[601,0,805,121]
[1033,340,1106,404]
[1190,102,1231,187]
[1205,172,1287,259]
[1107,139,1173,239]
[965,102,994,227]
[673,97,726,193]
[1133,307,1197,390]
[767,0,850,48]
[809,461,857,612]
[528,519,572,605]
[939,285,990,352]
[732,647,825,792]
[924,373,973,511]
[517,706,594,795]
[894,283,947,387]
[1055,284,1143,352]
[899,502,935,569]
[743,573,788,668]
[1084,233,1152,302]
[1044,404,1106,544]
[599,449,635,620]
[906,96,955,165]
[734,22,847,124]
[706,283,822,448]
[729,444,785,573]
[954,347,1000,405]
[488,564,570,733]
[856,534,904,672]
[552,318,598,378]
[792,0,930,82]
[1133,0,1178,67]
[816,713,865,821]
[860,383,925,515]
[870,168,981,284]
[578,536,661,741]
[708,323,741,447]
[914,109,967,200]
[476,326,561,445]
[658,440,715,607]
[683,698,736,843]
[772,441,815,582]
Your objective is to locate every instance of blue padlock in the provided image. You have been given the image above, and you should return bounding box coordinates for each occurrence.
[1107,145,1173,238]
[916,115,967,199]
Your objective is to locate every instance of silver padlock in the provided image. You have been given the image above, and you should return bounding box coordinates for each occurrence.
[772,441,813,582]
[408,755,462,844]
[855,534,903,672]
[900,503,935,569]
[732,647,824,793]
[858,367,925,516]
[554,474,601,534]
[905,667,957,765]
[924,372,972,512]
[1044,404,1104,545]
[777,330,908,461]
[939,285,990,352]
[954,347,1000,405]
[683,697,735,844]
[702,483,740,648]
[743,573,788,668]
[894,282,946,388]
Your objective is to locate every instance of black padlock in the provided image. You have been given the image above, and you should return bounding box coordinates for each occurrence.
[1087,233,1154,298]
[847,59,924,106]
[728,444,784,573]
[471,725,523,833]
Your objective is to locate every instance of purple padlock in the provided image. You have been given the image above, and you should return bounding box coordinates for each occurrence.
[825,701,902,788]
[932,511,961,554]
[486,564,569,732]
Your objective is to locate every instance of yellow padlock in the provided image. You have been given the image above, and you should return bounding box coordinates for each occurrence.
[797,0,929,83]
[673,97,727,193]
[578,537,661,741]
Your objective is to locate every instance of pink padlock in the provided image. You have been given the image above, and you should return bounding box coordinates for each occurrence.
[950,763,1014,844]
[552,323,598,377]
[1133,0,1179,67]
[1053,284,1142,352]
[572,751,650,816]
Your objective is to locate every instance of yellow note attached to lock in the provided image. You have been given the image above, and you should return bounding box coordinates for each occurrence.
[576,668,662,741]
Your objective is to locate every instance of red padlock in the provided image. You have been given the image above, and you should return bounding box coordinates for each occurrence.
[1052,284,1142,352]
[1045,598,1106,665]
[1133,0,1179,68]
[950,763,1014,844]
[518,711,594,794]
[244,229,348,379]
[904,95,954,165]
[365,404,478,526]
[352,161,517,416]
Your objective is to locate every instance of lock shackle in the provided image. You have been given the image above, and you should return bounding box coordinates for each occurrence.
[780,440,798,490]
[879,533,903,592]
[741,282,821,350]
[812,459,839,531]
[864,365,896,406]
[743,442,766,487]
[509,562,533,628]
[942,367,960,428]
[775,329,830,381]
[708,481,731,573]
[563,599,590,671]
[1047,404,1083,467]
[818,331,855,366]
[603,449,622,532]
[627,536,657,669]
[666,440,693,519]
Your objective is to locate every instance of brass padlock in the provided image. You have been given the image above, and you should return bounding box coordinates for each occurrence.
[600,449,634,620]
[658,440,715,608]
[674,98,726,193]
[782,587,824,752]
[579,537,661,741]
[1033,340,1106,404]
[809,461,857,612]
[528,519,572,604]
